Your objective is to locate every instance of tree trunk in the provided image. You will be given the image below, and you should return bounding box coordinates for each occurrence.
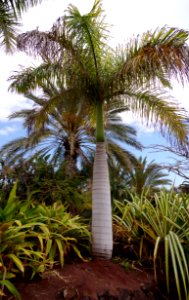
[92,142,113,259]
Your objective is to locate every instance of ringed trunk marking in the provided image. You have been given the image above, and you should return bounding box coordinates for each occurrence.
[92,142,113,259]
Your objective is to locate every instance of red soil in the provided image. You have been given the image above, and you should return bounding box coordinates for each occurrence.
[9,259,165,300]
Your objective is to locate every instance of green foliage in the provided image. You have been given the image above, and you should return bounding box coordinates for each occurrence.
[0,157,91,214]
[179,181,189,194]
[127,156,171,196]
[113,191,189,300]
[0,184,90,299]
[0,0,44,53]
[110,156,171,202]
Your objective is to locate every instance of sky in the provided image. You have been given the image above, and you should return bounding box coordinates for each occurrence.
[0,0,189,185]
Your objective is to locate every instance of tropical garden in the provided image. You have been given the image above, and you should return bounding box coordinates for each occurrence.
[1,0,189,299]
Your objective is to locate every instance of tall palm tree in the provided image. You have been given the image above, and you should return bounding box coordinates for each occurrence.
[128,156,171,196]
[0,0,44,52]
[8,0,189,258]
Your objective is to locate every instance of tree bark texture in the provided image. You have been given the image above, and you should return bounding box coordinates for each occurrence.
[92,142,113,259]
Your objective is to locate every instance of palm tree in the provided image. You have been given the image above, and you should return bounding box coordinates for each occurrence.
[0,0,44,52]
[0,95,94,178]
[8,0,189,258]
[127,156,171,196]
[0,92,142,178]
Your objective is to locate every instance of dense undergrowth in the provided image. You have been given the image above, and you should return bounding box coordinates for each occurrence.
[0,183,90,299]
[1,184,189,299]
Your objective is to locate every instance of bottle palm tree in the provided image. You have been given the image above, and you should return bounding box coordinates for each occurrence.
[8,0,189,258]
[0,0,44,52]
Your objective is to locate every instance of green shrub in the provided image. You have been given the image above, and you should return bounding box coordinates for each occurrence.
[0,184,90,299]
[113,191,189,300]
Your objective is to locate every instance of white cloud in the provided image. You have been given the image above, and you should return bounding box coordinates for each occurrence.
[120,111,155,135]
[171,83,189,112]
[0,126,17,136]
[0,51,36,121]
[21,0,93,32]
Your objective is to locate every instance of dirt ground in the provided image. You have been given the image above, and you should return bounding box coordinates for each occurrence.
[8,259,169,300]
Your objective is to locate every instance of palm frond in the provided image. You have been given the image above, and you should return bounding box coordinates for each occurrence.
[64,0,109,79]
[107,141,138,171]
[128,156,171,195]
[8,62,61,93]
[0,3,20,52]
[119,88,188,145]
[114,26,189,86]
[0,0,44,53]
[8,0,44,17]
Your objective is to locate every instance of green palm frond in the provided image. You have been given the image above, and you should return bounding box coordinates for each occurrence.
[6,1,189,176]
[1,92,141,177]
[0,0,44,53]
[64,0,109,79]
[128,156,171,195]
[0,137,34,164]
[106,121,142,150]
[114,26,189,86]
[13,20,189,145]
[9,62,61,93]
[118,88,188,144]
[0,3,19,52]
[107,141,138,171]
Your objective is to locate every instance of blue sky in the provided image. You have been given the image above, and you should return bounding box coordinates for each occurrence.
[0,0,189,186]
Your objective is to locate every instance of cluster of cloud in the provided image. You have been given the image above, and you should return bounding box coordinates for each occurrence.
[0,125,17,136]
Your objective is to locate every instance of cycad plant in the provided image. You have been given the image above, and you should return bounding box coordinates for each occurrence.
[8,0,189,258]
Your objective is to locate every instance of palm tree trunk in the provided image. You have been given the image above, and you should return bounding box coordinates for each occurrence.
[92,101,113,259]
[65,156,78,178]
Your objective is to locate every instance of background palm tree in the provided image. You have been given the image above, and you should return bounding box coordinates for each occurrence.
[127,156,171,196]
[0,0,44,52]
[0,91,142,178]
[8,0,189,258]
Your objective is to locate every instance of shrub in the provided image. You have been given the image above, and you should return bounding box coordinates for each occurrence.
[0,184,90,299]
[113,191,189,300]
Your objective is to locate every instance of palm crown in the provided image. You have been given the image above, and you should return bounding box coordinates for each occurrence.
[9,1,189,143]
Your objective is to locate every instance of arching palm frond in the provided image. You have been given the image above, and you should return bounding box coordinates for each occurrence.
[107,141,139,172]
[0,137,36,165]
[0,3,19,52]
[112,88,188,145]
[113,26,189,87]
[2,98,141,177]
[9,62,61,93]
[128,156,171,196]
[0,0,44,52]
